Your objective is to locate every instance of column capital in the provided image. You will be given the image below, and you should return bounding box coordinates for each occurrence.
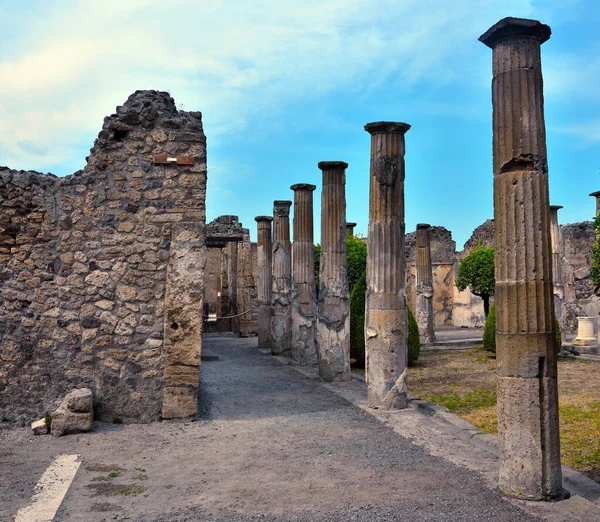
[255,215,273,222]
[273,200,292,217]
[346,222,357,228]
[416,223,431,230]
[479,17,551,49]
[589,191,600,198]
[291,183,316,192]
[549,205,563,211]
[364,121,410,135]
[318,161,348,171]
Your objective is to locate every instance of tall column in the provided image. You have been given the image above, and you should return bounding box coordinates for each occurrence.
[317,161,351,381]
[416,223,436,344]
[590,191,600,216]
[345,222,357,237]
[255,216,273,352]
[549,206,564,340]
[291,184,317,365]
[364,122,410,409]
[271,200,293,355]
[480,17,563,500]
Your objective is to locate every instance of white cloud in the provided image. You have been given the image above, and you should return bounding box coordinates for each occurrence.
[0,0,540,173]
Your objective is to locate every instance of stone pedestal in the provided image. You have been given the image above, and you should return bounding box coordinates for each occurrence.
[573,317,597,346]
[317,161,351,381]
[255,216,273,351]
[549,205,564,339]
[271,201,292,355]
[416,223,436,344]
[480,17,563,500]
[291,184,317,365]
[364,122,410,408]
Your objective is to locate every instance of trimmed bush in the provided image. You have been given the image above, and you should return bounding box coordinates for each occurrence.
[350,269,420,367]
[350,270,367,367]
[483,303,562,354]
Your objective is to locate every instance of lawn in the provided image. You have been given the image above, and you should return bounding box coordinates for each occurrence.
[409,347,600,483]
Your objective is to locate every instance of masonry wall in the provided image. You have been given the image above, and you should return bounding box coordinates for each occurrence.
[0,90,207,425]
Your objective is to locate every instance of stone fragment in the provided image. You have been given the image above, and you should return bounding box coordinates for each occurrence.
[31,418,48,435]
[65,388,94,412]
[51,407,93,437]
[316,161,350,381]
[364,122,410,408]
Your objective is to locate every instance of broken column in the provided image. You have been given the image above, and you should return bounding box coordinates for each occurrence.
[291,184,317,365]
[255,216,273,351]
[416,223,436,344]
[271,200,293,355]
[549,205,564,338]
[590,191,600,215]
[364,122,410,408]
[346,222,357,237]
[480,17,563,499]
[317,161,351,381]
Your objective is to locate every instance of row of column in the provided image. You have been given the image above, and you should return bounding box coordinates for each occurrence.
[254,15,563,502]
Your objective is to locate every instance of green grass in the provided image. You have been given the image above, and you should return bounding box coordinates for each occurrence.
[422,387,497,413]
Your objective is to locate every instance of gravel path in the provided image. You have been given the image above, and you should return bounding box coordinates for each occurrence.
[1,335,540,521]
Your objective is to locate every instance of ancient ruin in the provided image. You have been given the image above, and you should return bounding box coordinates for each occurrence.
[364,122,410,408]
[290,184,317,365]
[0,90,207,424]
[415,223,436,344]
[316,161,351,381]
[480,17,563,499]
[271,201,293,355]
[255,216,273,352]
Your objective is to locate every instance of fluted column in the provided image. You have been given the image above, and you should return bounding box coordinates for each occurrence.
[364,122,410,408]
[549,206,564,340]
[590,191,600,216]
[416,223,436,344]
[291,184,317,365]
[345,222,357,237]
[480,17,563,500]
[271,201,292,355]
[317,161,351,381]
[255,216,273,351]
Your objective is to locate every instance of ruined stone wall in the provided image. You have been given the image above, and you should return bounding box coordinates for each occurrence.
[561,221,600,332]
[0,90,207,425]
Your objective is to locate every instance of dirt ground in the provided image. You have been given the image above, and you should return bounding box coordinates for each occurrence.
[0,336,541,522]
[410,348,600,482]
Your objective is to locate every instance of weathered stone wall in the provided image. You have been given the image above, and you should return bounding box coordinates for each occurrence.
[0,90,207,425]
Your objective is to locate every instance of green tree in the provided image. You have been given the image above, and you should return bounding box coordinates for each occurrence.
[457,245,495,317]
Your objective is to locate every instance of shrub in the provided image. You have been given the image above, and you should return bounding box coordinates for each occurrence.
[483,303,562,354]
[350,269,420,367]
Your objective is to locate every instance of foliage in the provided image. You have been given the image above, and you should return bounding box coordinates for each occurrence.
[350,271,367,367]
[350,269,420,368]
[483,303,496,353]
[591,214,600,294]
[457,245,495,317]
[44,411,52,430]
[314,235,367,295]
[483,303,562,354]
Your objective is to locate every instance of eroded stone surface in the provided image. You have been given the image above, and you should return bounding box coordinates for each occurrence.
[255,216,273,350]
[271,201,292,355]
[415,224,436,344]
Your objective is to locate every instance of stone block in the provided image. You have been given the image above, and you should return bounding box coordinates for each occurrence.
[31,418,48,435]
[65,388,94,412]
[164,365,199,387]
[51,407,93,437]
[162,386,197,419]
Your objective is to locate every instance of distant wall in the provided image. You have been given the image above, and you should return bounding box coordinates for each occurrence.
[0,90,207,425]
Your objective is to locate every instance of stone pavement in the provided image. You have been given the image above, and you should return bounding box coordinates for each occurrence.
[2,333,600,521]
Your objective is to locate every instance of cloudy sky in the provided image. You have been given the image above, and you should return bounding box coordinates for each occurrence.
[1,0,598,247]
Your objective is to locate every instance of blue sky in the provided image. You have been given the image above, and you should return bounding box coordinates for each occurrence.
[0,0,598,248]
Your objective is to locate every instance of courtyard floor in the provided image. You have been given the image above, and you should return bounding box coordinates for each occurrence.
[1,334,600,521]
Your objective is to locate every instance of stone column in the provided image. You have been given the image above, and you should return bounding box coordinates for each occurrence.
[364,122,410,409]
[271,200,293,355]
[291,184,317,365]
[346,222,357,237]
[255,216,273,351]
[416,223,436,344]
[317,161,351,381]
[480,17,563,500]
[590,191,600,216]
[549,206,564,340]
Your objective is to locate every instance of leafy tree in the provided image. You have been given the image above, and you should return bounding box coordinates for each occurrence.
[457,245,495,317]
